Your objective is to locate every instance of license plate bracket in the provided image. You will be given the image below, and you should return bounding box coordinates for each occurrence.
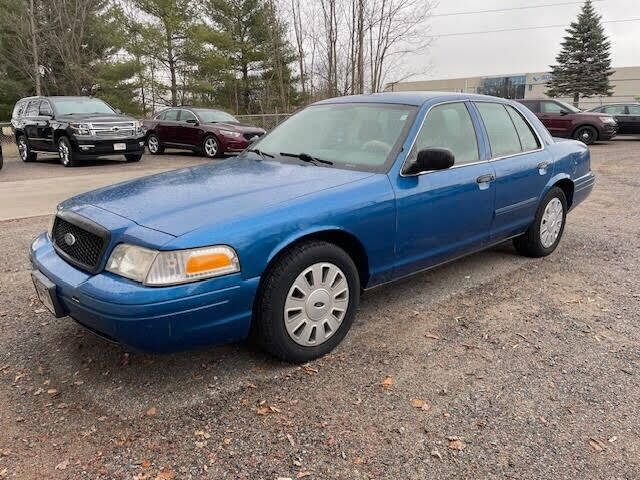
[113,142,127,151]
[31,271,65,318]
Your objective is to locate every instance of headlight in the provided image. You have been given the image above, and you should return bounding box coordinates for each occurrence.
[602,117,617,124]
[219,129,242,138]
[70,122,91,135]
[106,244,240,286]
[136,120,145,134]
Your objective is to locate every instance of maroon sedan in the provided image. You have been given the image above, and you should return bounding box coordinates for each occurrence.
[143,108,266,158]
[518,99,617,145]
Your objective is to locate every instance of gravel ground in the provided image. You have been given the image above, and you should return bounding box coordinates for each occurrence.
[0,139,639,479]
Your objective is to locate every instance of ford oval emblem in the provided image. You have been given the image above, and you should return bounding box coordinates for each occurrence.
[63,233,76,246]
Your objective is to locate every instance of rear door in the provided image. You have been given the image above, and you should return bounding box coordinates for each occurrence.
[158,109,180,144]
[625,105,640,134]
[473,102,552,241]
[539,100,572,137]
[23,100,42,148]
[37,100,55,151]
[177,109,202,147]
[393,101,496,277]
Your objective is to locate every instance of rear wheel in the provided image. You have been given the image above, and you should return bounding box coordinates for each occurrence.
[513,187,567,257]
[125,154,142,162]
[573,125,598,145]
[146,134,164,155]
[58,136,78,167]
[202,135,221,158]
[253,241,360,363]
[17,135,37,162]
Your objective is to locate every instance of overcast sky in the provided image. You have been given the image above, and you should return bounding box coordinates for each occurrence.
[404,0,640,81]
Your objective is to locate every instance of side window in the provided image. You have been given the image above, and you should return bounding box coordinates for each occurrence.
[411,102,479,166]
[603,105,626,115]
[519,101,540,113]
[628,105,640,115]
[12,102,25,118]
[154,111,166,120]
[39,101,53,116]
[164,109,179,121]
[180,110,197,123]
[475,102,522,157]
[25,100,40,117]
[505,105,540,152]
[540,101,566,114]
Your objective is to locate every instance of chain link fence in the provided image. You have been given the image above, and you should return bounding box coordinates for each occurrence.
[1,122,16,157]
[235,113,291,131]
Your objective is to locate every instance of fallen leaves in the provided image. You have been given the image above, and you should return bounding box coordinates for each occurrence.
[380,376,393,389]
[155,470,176,480]
[256,404,281,415]
[55,460,69,470]
[410,399,431,411]
[424,333,440,340]
[589,438,606,452]
[47,388,58,396]
[300,364,318,376]
[296,471,313,478]
[146,407,157,417]
[430,449,442,460]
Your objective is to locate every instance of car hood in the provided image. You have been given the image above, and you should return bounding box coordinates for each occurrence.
[61,157,373,237]
[56,113,138,123]
[209,122,265,133]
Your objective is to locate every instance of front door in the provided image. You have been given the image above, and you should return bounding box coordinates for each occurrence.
[393,101,496,278]
[473,102,552,241]
[158,109,180,144]
[177,109,202,147]
[538,100,572,136]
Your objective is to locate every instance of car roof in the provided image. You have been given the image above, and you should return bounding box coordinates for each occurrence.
[312,91,518,107]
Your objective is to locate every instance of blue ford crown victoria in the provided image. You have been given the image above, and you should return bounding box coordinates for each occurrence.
[30,92,595,362]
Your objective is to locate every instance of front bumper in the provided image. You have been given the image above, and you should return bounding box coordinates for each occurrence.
[600,125,618,140]
[29,233,259,353]
[71,135,146,158]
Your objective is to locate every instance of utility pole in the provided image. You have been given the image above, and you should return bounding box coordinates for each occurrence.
[28,0,41,95]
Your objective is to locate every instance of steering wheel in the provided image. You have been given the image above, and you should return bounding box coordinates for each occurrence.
[362,140,391,154]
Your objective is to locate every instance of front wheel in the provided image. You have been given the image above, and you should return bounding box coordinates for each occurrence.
[513,187,567,257]
[573,125,598,145]
[17,135,37,162]
[58,136,78,167]
[253,241,360,363]
[202,135,221,158]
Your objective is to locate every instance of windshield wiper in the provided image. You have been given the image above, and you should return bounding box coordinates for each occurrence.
[280,152,333,166]
[247,148,274,159]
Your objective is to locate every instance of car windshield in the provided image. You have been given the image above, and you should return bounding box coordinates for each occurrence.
[251,103,417,172]
[51,98,115,115]
[194,109,239,123]
[556,101,581,113]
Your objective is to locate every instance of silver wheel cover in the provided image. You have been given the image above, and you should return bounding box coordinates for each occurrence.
[204,137,218,157]
[540,197,563,248]
[148,136,159,153]
[58,140,70,165]
[284,262,349,347]
[18,138,27,160]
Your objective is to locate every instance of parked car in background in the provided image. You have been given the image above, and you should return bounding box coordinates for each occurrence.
[30,92,594,362]
[143,107,266,158]
[0,143,3,170]
[587,103,640,135]
[518,99,617,145]
[11,96,145,167]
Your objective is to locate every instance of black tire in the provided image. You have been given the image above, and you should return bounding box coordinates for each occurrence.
[125,154,142,162]
[146,134,164,155]
[17,135,37,162]
[573,125,598,145]
[201,135,221,158]
[253,241,360,363]
[58,136,78,167]
[513,186,568,258]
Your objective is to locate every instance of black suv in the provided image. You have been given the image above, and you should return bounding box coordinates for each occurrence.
[11,96,145,167]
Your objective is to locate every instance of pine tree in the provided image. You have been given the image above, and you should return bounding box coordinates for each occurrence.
[547,0,613,106]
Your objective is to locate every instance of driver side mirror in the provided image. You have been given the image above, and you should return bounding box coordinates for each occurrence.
[404,148,455,175]
[186,118,199,125]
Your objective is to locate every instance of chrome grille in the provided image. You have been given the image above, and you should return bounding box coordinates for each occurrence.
[89,122,137,137]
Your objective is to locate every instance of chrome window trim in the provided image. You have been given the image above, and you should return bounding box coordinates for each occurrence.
[400,100,483,177]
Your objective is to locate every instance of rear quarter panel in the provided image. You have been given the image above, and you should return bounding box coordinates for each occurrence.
[543,138,593,209]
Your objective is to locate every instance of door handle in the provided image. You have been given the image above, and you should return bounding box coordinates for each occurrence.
[537,161,549,170]
[476,173,495,184]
